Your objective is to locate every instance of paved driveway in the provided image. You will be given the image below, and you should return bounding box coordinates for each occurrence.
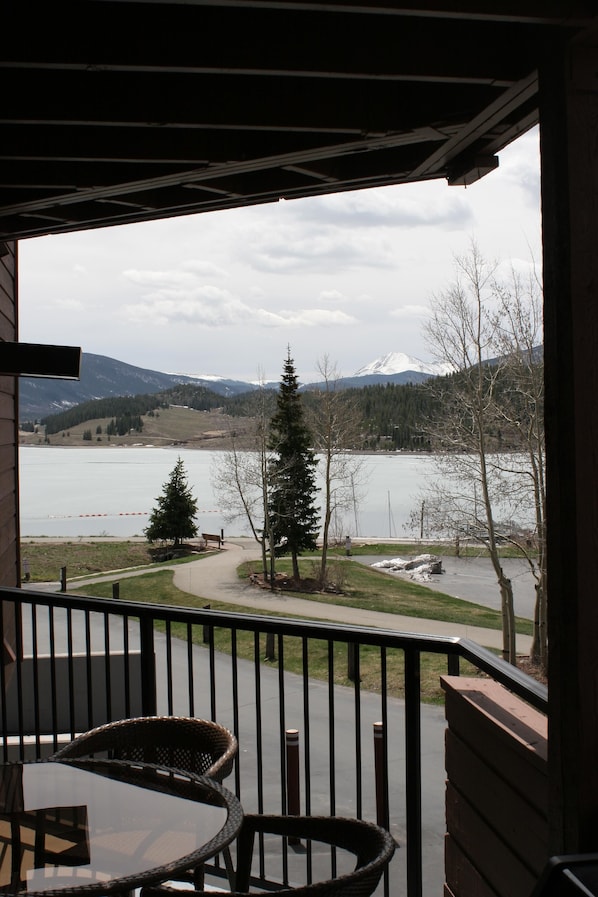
[359,554,537,620]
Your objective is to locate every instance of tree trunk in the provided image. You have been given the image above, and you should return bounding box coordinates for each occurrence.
[488,540,517,664]
[292,550,300,581]
[530,569,548,669]
[499,575,517,664]
[260,538,268,581]
[319,450,332,585]
[269,537,276,589]
[319,509,331,585]
[491,556,516,664]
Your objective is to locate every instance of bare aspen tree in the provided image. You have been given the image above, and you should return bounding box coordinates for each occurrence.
[420,243,518,664]
[489,264,546,666]
[307,356,366,585]
[211,373,277,583]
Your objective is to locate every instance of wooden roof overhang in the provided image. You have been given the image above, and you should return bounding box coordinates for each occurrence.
[0,1,595,244]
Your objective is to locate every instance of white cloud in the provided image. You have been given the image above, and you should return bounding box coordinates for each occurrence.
[237,219,398,274]
[319,290,345,303]
[253,308,357,328]
[390,304,430,320]
[122,287,243,326]
[120,258,228,297]
[54,297,85,310]
[248,285,267,299]
[292,185,475,230]
[123,268,220,288]
[182,259,228,278]
[121,284,358,330]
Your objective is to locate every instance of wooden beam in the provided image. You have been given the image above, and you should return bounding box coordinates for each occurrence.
[0,343,81,379]
[540,26,598,854]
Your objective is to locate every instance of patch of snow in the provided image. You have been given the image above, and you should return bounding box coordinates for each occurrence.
[355,352,453,378]
[172,373,225,381]
[372,553,443,582]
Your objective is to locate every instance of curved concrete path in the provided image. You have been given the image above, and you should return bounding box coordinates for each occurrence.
[170,538,532,653]
[51,536,531,652]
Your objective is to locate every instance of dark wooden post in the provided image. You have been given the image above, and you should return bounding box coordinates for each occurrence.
[265,632,276,661]
[347,642,359,681]
[202,605,212,644]
[540,29,598,854]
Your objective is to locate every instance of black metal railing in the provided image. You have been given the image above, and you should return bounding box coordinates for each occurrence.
[0,587,547,897]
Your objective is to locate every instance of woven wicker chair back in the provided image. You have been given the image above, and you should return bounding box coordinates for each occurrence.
[51,716,237,782]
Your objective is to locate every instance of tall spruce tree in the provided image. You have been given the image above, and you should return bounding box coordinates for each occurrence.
[268,349,320,579]
[145,457,198,547]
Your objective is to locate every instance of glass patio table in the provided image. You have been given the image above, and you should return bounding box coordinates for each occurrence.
[0,757,243,895]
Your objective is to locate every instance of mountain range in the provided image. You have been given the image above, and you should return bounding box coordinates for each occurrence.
[19,351,449,421]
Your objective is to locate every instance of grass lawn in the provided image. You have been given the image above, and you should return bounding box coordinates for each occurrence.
[75,564,508,704]
[19,538,533,583]
[238,556,533,635]
[77,570,485,704]
[19,540,214,582]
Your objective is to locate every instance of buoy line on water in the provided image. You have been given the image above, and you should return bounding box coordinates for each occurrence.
[47,509,222,519]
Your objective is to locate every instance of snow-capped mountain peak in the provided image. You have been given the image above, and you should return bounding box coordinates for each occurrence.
[173,373,224,382]
[354,352,452,378]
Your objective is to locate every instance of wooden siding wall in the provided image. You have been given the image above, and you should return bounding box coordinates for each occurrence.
[0,241,19,592]
[442,676,548,897]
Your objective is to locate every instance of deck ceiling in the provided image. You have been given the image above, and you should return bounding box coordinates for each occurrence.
[1,1,596,242]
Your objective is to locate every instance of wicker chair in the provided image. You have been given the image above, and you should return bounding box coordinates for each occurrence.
[51,715,238,887]
[51,715,237,782]
[142,814,396,897]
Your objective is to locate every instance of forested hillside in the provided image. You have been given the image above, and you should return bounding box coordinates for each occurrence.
[35,365,538,452]
[42,394,164,435]
[37,379,440,451]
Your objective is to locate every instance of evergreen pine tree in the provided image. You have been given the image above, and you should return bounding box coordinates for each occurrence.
[144,457,198,547]
[268,349,320,579]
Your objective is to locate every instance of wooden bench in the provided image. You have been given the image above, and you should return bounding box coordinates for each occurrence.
[202,532,223,549]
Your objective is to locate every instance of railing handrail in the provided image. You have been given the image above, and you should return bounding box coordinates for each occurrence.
[8,586,548,712]
[3,584,548,896]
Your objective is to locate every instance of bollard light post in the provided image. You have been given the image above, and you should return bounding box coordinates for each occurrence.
[373,721,388,828]
[285,728,301,844]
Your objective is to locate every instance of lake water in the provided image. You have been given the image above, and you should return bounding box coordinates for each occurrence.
[19,446,436,539]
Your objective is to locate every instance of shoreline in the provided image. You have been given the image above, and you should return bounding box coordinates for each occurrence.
[19,441,434,459]
[19,535,432,544]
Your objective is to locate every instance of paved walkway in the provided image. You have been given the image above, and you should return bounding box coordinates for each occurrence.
[174,540,532,652]
[61,537,531,653]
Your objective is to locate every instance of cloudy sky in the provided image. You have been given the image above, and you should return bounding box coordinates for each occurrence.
[17,128,542,385]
